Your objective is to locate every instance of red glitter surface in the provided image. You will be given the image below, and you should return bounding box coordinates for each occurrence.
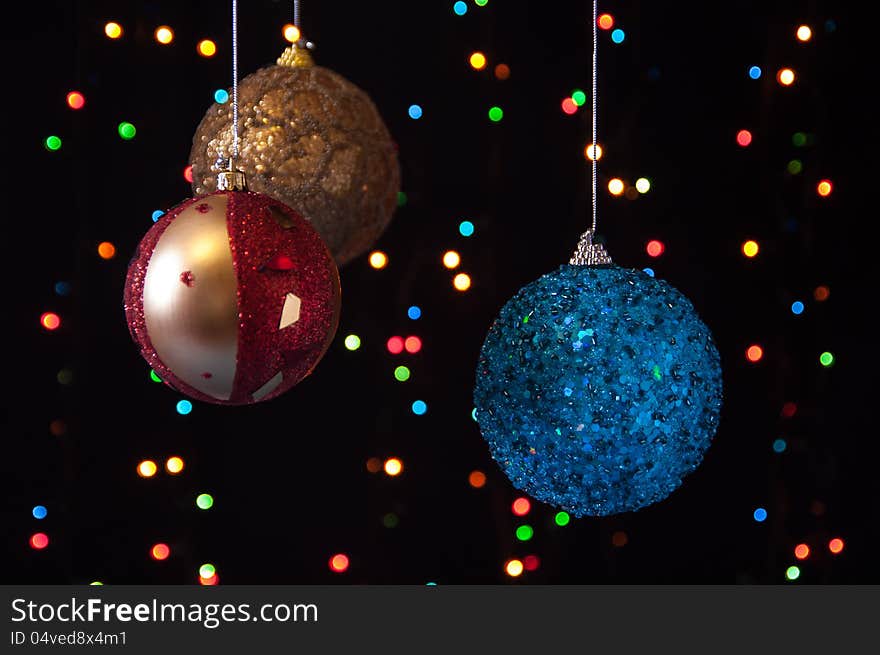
[125,191,340,405]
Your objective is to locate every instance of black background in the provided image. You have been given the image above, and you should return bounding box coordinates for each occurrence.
[2,0,873,584]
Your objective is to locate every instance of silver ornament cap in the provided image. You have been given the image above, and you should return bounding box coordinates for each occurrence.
[569,230,613,266]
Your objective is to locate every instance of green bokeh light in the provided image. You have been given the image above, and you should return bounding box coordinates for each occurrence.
[571,89,586,106]
[554,511,570,526]
[150,370,162,383]
[787,159,802,174]
[394,365,411,381]
[383,513,399,528]
[57,369,73,385]
[792,132,807,147]
[515,525,534,541]
[819,351,834,367]
[475,0,489,5]
[344,334,361,351]
[785,565,800,581]
[199,564,216,579]
[44,135,62,151]
[196,493,214,510]
[488,106,504,122]
[118,122,137,140]
[397,191,407,207]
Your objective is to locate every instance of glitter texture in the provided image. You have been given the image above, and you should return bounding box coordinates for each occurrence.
[125,191,340,405]
[474,265,722,517]
[189,64,400,266]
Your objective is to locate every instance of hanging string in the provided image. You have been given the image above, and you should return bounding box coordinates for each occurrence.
[591,0,597,233]
[231,0,240,163]
[294,0,301,34]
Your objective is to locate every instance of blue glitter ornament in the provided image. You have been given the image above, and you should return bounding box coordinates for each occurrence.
[474,234,722,517]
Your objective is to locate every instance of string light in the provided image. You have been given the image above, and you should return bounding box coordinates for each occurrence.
[459,221,475,237]
[772,438,787,453]
[554,511,570,526]
[611,29,625,44]
[408,305,422,319]
[197,39,217,57]
[777,68,795,86]
[411,400,428,415]
[612,531,628,547]
[150,370,162,383]
[184,165,194,183]
[608,178,624,195]
[369,251,388,268]
[561,98,578,115]
[742,240,759,257]
[787,159,802,174]
[753,507,768,522]
[366,458,382,473]
[137,460,158,478]
[452,1,467,16]
[443,251,461,269]
[199,564,216,579]
[748,66,762,79]
[118,122,136,140]
[515,525,534,541]
[453,273,471,291]
[469,52,487,70]
[394,365,411,381]
[176,400,193,415]
[791,301,805,315]
[199,573,219,586]
[155,26,174,45]
[32,506,48,520]
[571,89,587,106]
[104,22,123,39]
[522,555,540,571]
[819,351,834,367]
[283,24,301,43]
[384,458,403,476]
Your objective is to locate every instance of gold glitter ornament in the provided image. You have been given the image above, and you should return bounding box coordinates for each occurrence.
[189,45,400,266]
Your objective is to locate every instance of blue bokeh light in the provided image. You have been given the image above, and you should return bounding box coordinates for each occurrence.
[453,1,467,15]
[642,268,655,278]
[753,507,768,522]
[54,281,71,296]
[32,505,47,520]
[611,29,625,44]
[152,210,165,222]
[408,305,422,320]
[412,400,427,415]
[772,439,787,453]
[791,301,804,315]
[474,265,723,517]
[459,220,475,237]
[214,89,229,104]
[408,104,423,120]
[748,66,762,79]
[176,400,193,415]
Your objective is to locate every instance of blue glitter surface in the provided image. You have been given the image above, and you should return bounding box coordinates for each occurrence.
[473,265,723,517]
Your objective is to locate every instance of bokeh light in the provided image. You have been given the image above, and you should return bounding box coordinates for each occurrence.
[814,285,830,301]
[785,566,800,581]
[408,305,422,320]
[50,420,66,436]
[40,312,61,331]
[571,89,586,106]
[792,132,807,147]
[344,334,361,351]
[505,559,524,577]
[554,511,570,526]
[57,369,73,385]
[404,336,422,353]
[369,251,388,268]
[753,507,768,522]
[468,470,486,488]
[459,220,475,237]
[611,29,625,44]
[176,400,193,415]
[386,336,404,354]
[408,104,423,120]
[796,25,812,41]
[748,65,762,79]
[791,301,804,315]
[742,240,759,257]
[411,400,427,415]
[154,26,174,45]
[488,106,504,122]
[746,345,764,363]
[829,538,844,554]
[515,525,534,541]
[199,564,216,579]
[585,143,603,161]
[597,13,614,29]
[66,91,85,110]
[819,351,834,367]
[646,240,665,257]
[55,281,71,296]
[199,573,219,586]
[777,68,795,85]
[612,531,628,547]
[512,497,531,516]
[443,250,461,269]
[151,543,170,561]
[608,178,624,195]
[118,122,136,140]
[329,554,350,572]
[736,129,753,147]
[44,135,62,151]
[32,505,47,520]
[137,460,157,478]
[635,177,650,193]
[384,458,403,476]
[561,97,578,115]
[522,555,540,571]
[98,241,116,259]
[150,370,162,383]
[453,273,471,291]
[773,438,787,453]
[469,52,487,70]
[494,63,510,80]
[30,533,49,550]
[165,456,184,474]
[196,493,214,510]
[817,180,832,196]
[394,365,411,382]
[782,402,798,418]
[283,24,301,43]
[104,22,122,39]
[184,165,194,183]
[197,39,216,57]
[787,159,802,174]
[794,544,810,560]
[452,1,467,16]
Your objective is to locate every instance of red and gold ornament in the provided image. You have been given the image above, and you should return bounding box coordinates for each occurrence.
[125,173,340,405]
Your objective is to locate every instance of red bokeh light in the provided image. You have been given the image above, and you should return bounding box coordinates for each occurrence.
[184,165,194,183]
[66,91,85,110]
[522,555,541,571]
[30,533,49,550]
[746,345,764,362]
[781,402,797,418]
[512,497,531,516]
[828,538,844,554]
[329,553,350,572]
[386,336,404,354]
[561,98,578,115]
[151,543,170,560]
[736,129,752,147]
[199,573,219,585]
[646,240,665,257]
[41,312,61,331]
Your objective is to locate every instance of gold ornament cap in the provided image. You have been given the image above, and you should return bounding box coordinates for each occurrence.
[216,169,248,191]
[277,44,314,68]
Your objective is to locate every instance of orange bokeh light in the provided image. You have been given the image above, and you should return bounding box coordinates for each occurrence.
[366,457,382,473]
[329,553,350,572]
[597,13,614,30]
[468,470,486,488]
[794,544,810,560]
[828,538,844,554]
[512,497,531,516]
[384,458,403,476]
[612,531,628,547]
[66,91,85,110]
[151,543,170,560]
[746,345,764,362]
[817,180,832,197]
[494,63,510,80]
[404,336,422,353]
[138,460,158,478]
[505,559,524,577]
[777,68,795,86]
[98,242,116,259]
[41,312,61,331]
[814,285,830,302]
[646,240,665,257]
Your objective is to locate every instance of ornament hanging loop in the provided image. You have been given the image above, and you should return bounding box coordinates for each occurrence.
[570,229,612,266]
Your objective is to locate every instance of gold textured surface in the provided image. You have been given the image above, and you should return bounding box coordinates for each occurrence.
[277,45,314,68]
[142,194,239,401]
[190,64,400,265]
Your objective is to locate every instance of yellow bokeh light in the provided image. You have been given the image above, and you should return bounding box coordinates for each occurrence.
[369,251,388,269]
[283,24,301,43]
[166,456,185,474]
[197,39,216,57]
[453,273,471,291]
[796,25,812,42]
[138,460,157,478]
[384,458,403,476]
[635,177,651,193]
[584,143,603,161]
[742,240,759,258]
[777,68,795,86]
[442,250,461,269]
[608,178,625,196]
[817,180,833,197]
[469,52,487,70]
[155,26,174,45]
[505,559,524,577]
[104,22,123,39]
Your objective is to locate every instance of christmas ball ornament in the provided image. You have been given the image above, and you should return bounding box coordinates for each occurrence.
[189,43,400,266]
[125,172,340,405]
[473,232,722,517]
